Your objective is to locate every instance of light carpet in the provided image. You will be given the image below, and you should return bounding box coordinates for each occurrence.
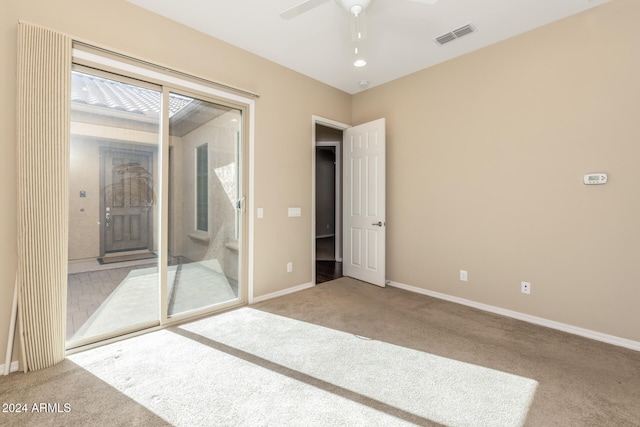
[69,307,537,427]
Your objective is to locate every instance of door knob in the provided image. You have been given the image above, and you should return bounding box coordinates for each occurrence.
[372,221,384,227]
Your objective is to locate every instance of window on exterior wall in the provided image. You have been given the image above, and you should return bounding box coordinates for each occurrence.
[196,143,209,232]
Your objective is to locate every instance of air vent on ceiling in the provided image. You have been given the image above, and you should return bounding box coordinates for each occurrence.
[435,23,476,46]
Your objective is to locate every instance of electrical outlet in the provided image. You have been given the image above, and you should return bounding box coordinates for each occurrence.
[521,281,531,294]
[460,270,468,282]
[287,262,293,273]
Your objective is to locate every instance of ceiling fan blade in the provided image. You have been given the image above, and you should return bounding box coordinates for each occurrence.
[280,0,332,20]
[407,0,439,4]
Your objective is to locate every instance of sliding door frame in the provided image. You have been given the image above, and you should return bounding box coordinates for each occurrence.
[67,45,255,351]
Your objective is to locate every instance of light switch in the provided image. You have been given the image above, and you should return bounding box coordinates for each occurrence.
[257,208,264,218]
[288,207,302,217]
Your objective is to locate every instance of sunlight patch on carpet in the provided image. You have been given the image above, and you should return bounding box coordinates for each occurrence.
[69,308,538,426]
[69,330,419,426]
[180,308,538,427]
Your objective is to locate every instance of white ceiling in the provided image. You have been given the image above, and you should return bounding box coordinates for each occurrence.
[127,0,609,94]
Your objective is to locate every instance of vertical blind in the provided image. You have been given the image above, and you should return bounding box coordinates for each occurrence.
[16,22,71,371]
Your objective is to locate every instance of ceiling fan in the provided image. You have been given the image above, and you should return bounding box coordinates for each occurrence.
[280,0,439,20]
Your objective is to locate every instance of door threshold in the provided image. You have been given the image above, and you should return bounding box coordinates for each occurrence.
[68,255,157,274]
[102,249,154,257]
[98,252,157,265]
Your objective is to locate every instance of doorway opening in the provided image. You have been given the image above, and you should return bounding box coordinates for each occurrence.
[312,116,387,287]
[314,121,345,284]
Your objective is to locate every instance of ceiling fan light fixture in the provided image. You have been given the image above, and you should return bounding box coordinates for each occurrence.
[336,0,371,16]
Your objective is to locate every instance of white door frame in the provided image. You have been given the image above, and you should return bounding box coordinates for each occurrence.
[311,115,350,285]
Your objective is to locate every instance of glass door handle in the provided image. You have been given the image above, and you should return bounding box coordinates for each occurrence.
[236,196,245,211]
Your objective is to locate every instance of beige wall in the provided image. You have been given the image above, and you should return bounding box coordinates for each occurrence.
[353,0,640,342]
[1,0,351,366]
[68,136,101,259]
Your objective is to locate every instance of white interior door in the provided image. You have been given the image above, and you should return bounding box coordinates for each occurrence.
[343,118,386,287]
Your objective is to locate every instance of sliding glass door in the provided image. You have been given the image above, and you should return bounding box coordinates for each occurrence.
[66,67,245,349]
[67,70,161,346]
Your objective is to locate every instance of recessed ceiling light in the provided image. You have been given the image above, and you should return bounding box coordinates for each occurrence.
[354,59,367,67]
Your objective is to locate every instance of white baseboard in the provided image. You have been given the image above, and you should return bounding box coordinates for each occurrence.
[388,280,640,352]
[251,282,314,304]
[1,360,20,375]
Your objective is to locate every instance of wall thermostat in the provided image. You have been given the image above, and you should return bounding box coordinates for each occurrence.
[583,173,607,185]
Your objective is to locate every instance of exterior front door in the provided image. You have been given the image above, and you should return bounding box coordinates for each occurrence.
[101,147,154,254]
